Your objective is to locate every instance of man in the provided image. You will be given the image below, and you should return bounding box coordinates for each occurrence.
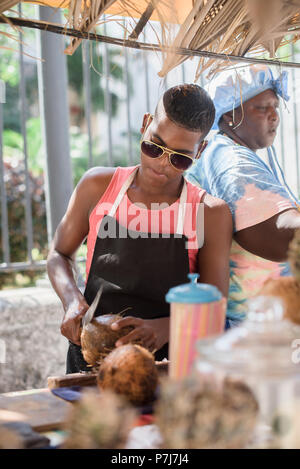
[186,65,300,324]
[47,84,232,372]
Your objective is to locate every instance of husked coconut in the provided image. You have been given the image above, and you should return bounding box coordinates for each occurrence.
[97,344,158,406]
[81,313,134,367]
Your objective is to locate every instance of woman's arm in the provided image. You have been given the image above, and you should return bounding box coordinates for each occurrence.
[234,208,300,262]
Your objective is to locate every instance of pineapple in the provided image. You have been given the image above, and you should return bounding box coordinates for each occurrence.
[259,229,300,324]
[63,389,137,449]
[155,375,259,449]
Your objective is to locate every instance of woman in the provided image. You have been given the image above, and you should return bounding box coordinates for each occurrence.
[187,66,300,324]
[47,84,232,373]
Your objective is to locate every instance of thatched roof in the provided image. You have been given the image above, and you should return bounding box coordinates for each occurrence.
[1,1,300,78]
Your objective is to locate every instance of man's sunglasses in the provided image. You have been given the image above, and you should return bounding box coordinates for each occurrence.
[140,140,194,172]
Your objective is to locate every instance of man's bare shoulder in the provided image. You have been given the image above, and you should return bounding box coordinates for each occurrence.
[77,166,116,194]
[80,166,116,186]
[198,193,233,248]
[201,192,233,232]
[202,192,231,212]
[74,167,117,215]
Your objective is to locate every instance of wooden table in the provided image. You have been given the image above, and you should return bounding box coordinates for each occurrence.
[0,361,169,448]
[0,388,71,432]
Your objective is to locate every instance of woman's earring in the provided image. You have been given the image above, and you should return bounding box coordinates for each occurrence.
[229,121,234,127]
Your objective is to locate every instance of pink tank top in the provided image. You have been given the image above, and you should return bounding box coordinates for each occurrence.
[86,166,206,280]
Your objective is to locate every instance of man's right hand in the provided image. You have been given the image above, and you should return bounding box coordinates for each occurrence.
[61,299,89,346]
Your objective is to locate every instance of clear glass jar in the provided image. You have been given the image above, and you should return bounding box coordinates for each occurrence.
[194,296,300,448]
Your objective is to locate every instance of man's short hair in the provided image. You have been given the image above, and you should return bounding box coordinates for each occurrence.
[157,84,215,137]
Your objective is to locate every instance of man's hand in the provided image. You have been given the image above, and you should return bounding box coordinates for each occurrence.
[61,299,89,346]
[111,316,169,352]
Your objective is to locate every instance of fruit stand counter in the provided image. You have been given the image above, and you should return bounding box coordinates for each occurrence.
[0,362,169,448]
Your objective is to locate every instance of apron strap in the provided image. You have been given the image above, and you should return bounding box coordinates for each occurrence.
[176,181,187,235]
[108,165,188,234]
[108,167,139,218]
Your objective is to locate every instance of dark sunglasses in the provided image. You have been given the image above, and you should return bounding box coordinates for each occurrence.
[141,140,194,172]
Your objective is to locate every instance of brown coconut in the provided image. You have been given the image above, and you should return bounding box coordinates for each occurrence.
[81,313,134,367]
[259,277,300,325]
[97,344,158,406]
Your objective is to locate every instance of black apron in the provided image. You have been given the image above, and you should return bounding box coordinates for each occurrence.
[67,167,190,373]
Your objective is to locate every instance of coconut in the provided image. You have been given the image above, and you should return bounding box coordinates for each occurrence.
[97,344,158,406]
[80,313,134,367]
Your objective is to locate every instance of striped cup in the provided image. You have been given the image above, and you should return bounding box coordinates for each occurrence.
[166,274,226,380]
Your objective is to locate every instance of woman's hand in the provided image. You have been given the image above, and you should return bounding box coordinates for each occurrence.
[111,316,170,353]
[61,298,89,346]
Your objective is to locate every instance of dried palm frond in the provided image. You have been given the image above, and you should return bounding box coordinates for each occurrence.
[63,0,173,55]
[0,1,20,15]
[0,1,21,37]
[1,0,300,79]
[158,0,300,78]
[63,0,118,55]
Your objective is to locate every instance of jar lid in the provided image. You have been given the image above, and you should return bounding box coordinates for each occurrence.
[165,273,223,304]
[196,296,300,374]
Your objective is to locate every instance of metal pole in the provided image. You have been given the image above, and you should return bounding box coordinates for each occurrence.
[103,20,113,166]
[82,40,93,169]
[292,44,300,196]
[36,6,73,244]
[143,31,150,112]
[181,63,186,84]
[18,3,34,264]
[124,46,133,165]
[0,100,10,265]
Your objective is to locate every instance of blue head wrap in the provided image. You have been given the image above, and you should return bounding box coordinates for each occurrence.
[208,65,290,129]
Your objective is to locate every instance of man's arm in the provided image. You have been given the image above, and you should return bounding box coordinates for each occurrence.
[234,208,300,262]
[197,196,233,298]
[47,167,115,345]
